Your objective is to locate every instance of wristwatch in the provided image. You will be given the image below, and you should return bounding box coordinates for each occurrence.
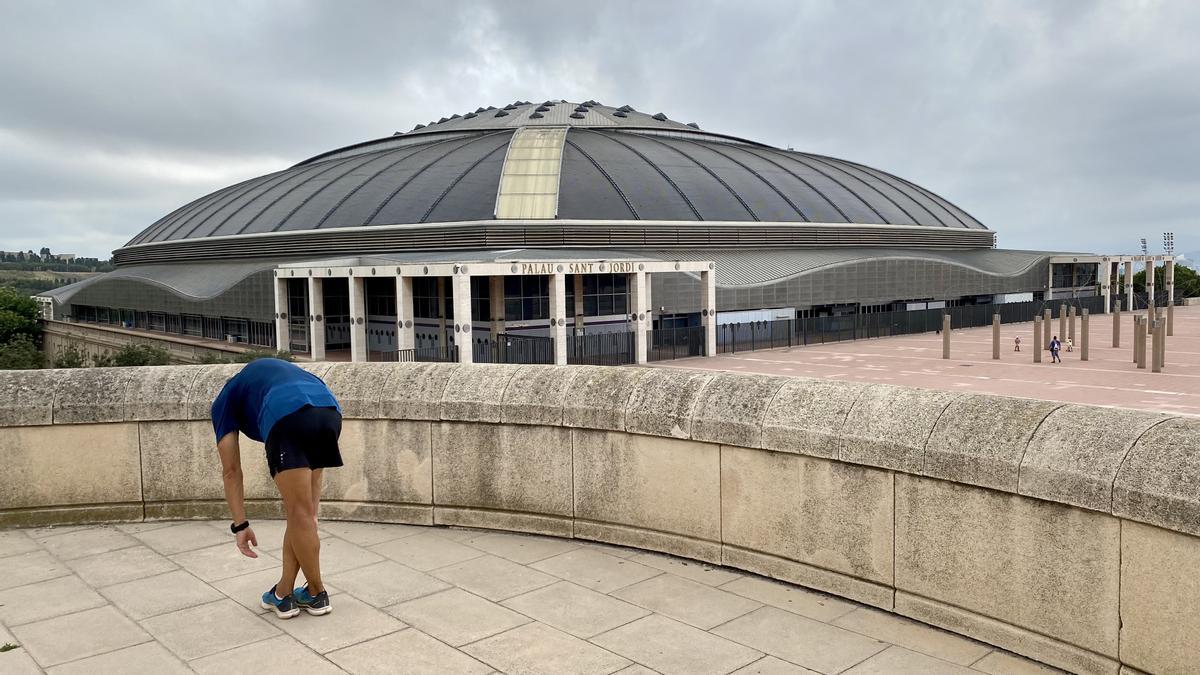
[231,520,250,534]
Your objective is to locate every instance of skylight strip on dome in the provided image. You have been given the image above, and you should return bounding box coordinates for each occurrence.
[494,127,568,220]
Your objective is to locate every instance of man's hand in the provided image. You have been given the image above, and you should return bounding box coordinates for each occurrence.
[236,527,258,558]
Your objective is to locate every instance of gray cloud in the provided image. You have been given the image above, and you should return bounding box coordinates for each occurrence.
[0,0,1196,258]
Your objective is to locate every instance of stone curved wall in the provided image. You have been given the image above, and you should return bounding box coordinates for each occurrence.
[1,363,1197,674]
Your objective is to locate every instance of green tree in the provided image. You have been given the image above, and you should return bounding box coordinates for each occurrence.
[1129,263,1199,297]
[0,287,40,344]
[109,344,173,366]
[0,335,44,370]
[51,345,88,368]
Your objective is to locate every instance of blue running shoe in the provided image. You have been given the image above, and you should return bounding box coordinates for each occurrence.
[261,585,300,619]
[293,584,332,616]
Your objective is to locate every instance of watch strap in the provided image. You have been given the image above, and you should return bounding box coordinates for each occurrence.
[231,520,250,534]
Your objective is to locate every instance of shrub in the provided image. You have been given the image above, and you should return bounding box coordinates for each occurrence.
[0,335,44,370]
[109,344,173,367]
[52,345,88,368]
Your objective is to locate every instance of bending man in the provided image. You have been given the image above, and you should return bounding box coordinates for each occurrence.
[211,357,342,619]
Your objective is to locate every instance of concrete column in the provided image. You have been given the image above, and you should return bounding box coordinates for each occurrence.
[1152,319,1164,373]
[1136,317,1146,369]
[1146,258,1156,319]
[1100,262,1111,313]
[347,274,367,362]
[1165,259,1175,336]
[702,269,717,357]
[1081,309,1089,362]
[396,275,414,351]
[549,272,567,365]
[1043,307,1052,349]
[1132,313,1139,363]
[1112,305,1120,348]
[573,274,585,336]
[452,270,473,364]
[1033,315,1042,363]
[273,275,289,352]
[941,314,950,359]
[992,313,1000,360]
[437,277,447,346]
[1124,262,1134,311]
[1068,305,1076,344]
[308,276,325,361]
[489,276,505,341]
[630,271,649,364]
[1058,304,1067,345]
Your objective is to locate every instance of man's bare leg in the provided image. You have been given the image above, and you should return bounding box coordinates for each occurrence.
[275,468,324,595]
[279,469,323,594]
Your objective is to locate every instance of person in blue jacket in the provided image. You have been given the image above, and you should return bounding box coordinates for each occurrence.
[211,358,342,619]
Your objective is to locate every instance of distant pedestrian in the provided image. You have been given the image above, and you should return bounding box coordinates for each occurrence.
[1014,335,1021,352]
[1050,335,1062,363]
[1066,337,1074,352]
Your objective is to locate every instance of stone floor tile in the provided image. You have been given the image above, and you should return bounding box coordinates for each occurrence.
[211,568,296,615]
[115,521,179,534]
[730,655,821,674]
[47,640,191,675]
[328,628,493,675]
[712,607,888,674]
[843,645,977,674]
[25,525,91,538]
[34,526,140,561]
[1,575,106,626]
[66,545,177,588]
[593,614,762,675]
[10,605,150,667]
[833,607,991,665]
[434,527,483,542]
[327,560,450,607]
[214,518,289,552]
[132,521,230,555]
[502,581,650,638]
[574,539,641,559]
[191,634,344,675]
[0,646,41,675]
[141,598,279,661]
[719,576,857,623]
[320,520,428,546]
[100,569,223,620]
[465,622,630,675]
[273,591,404,653]
[612,573,762,630]
[302,535,385,575]
[463,531,581,564]
[613,665,661,675]
[370,532,483,571]
[432,554,558,601]
[0,550,70,590]
[385,588,530,647]
[169,541,281,582]
[626,551,744,586]
[0,530,39,558]
[972,650,1067,674]
[530,548,662,593]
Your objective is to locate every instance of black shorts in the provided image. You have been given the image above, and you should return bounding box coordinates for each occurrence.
[265,405,343,478]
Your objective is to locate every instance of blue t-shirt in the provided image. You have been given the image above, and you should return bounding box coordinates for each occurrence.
[210,359,341,443]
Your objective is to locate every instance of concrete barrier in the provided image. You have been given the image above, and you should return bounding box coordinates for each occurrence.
[0,363,1197,674]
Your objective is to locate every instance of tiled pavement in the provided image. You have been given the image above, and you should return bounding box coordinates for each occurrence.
[0,521,1063,675]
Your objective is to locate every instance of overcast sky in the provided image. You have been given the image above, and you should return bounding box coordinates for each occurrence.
[1,0,1196,259]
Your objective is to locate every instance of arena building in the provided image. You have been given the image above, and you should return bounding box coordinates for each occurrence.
[39,99,1176,364]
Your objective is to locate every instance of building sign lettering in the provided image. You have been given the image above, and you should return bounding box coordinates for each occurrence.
[518,262,637,275]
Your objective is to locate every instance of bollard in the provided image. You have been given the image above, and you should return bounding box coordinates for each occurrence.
[1136,317,1147,369]
[942,314,951,359]
[1068,305,1076,343]
[1132,313,1139,363]
[1113,306,1121,348]
[1152,319,1163,373]
[1167,301,1174,337]
[1033,316,1042,363]
[992,314,1000,360]
[1059,304,1067,345]
[1158,317,1167,369]
[1044,308,1052,349]
[1081,309,1089,361]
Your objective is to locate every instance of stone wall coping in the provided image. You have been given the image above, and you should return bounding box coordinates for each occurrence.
[2,361,1195,537]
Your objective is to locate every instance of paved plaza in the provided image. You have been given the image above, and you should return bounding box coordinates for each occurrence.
[658,304,1200,417]
[0,520,1063,675]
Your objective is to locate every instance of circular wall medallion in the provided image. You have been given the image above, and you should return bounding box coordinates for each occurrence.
[316,314,323,321]
[348,269,354,276]
[396,267,401,274]
[289,270,294,277]
[639,313,645,321]
[308,270,312,276]
[455,324,461,333]
[674,262,681,270]
[709,263,715,270]
[557,264,564,273]
[702,309,708,316]
[550,318,556,326]
[356,317,363,325]
[273,271,278,277]
[638,263,644,271]
[310,315,314,321]
[423,266,429,274]
[404,320,412,328]
[281,313,287,320]
[464,324,471,333]
[371,268,376,275]
[461,265,469,274]
[510,265,518,273]
[598,264,606,272]
[326,269,331,275]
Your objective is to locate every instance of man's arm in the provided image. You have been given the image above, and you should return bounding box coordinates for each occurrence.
[216,431,258,557]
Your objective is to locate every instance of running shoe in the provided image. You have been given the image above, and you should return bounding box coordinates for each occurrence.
[293,584,332,616]
[261,585,300,619]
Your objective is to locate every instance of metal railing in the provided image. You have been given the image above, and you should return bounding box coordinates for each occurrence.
[473,333,554,364]
[568,331,635,366]
[648,326,707,361]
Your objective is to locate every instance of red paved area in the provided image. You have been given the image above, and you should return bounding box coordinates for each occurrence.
[655,304,1200,417]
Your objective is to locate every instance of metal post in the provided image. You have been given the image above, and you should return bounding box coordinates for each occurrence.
[550,272,567,365]
[1033,315,1042,363]
[1080,309,1089,362]
[1112,305,1120,348]
[992,313,1000,360]
[701,268,717,357]
[396,275,414,352]
[348,274,367,363]
[308,276,325,361]
[452,269,473,364]
[942,314,950,359]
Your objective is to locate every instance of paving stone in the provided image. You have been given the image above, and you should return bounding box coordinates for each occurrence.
[385,588,530,647]
[274,591,404,653]
[712,607,888,674]
[432,554,558,601]
[832,607,990,666]
[573,540,640,559]
[169,541,281,582]
[530,548,662,593]
[141,598,279,661]
[115,521,179,534]
[0,646,40,675]
[211,568,291,614]
[502,581,650,638]
[1,575,106,626]
[25,525,91,538]
[0,550,70,590]
[133,521,232,555]
[328,560,450,607]
[625,550,743,586]
[100,569,223,620]
[612,666,661,675]
[328,628,493,675]
[593,614,762,675]
[34,527,139,561]
[66,545,177,588]
[0,529,38,558]
[719,576,857,622]
[46,641,191,675]
[434,527,482,542]
[463,530,581,564]
[10,605,150,667]
[303,535,385,575]
[972,650,1067,675]
[465,622,630,675]
[191,634,344,674]
[613,573,762,630]
[843,645,977,674]
[370,532,483,571]
[319,520,427,546]
[730,656,821,675]
[222,518,289,552]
